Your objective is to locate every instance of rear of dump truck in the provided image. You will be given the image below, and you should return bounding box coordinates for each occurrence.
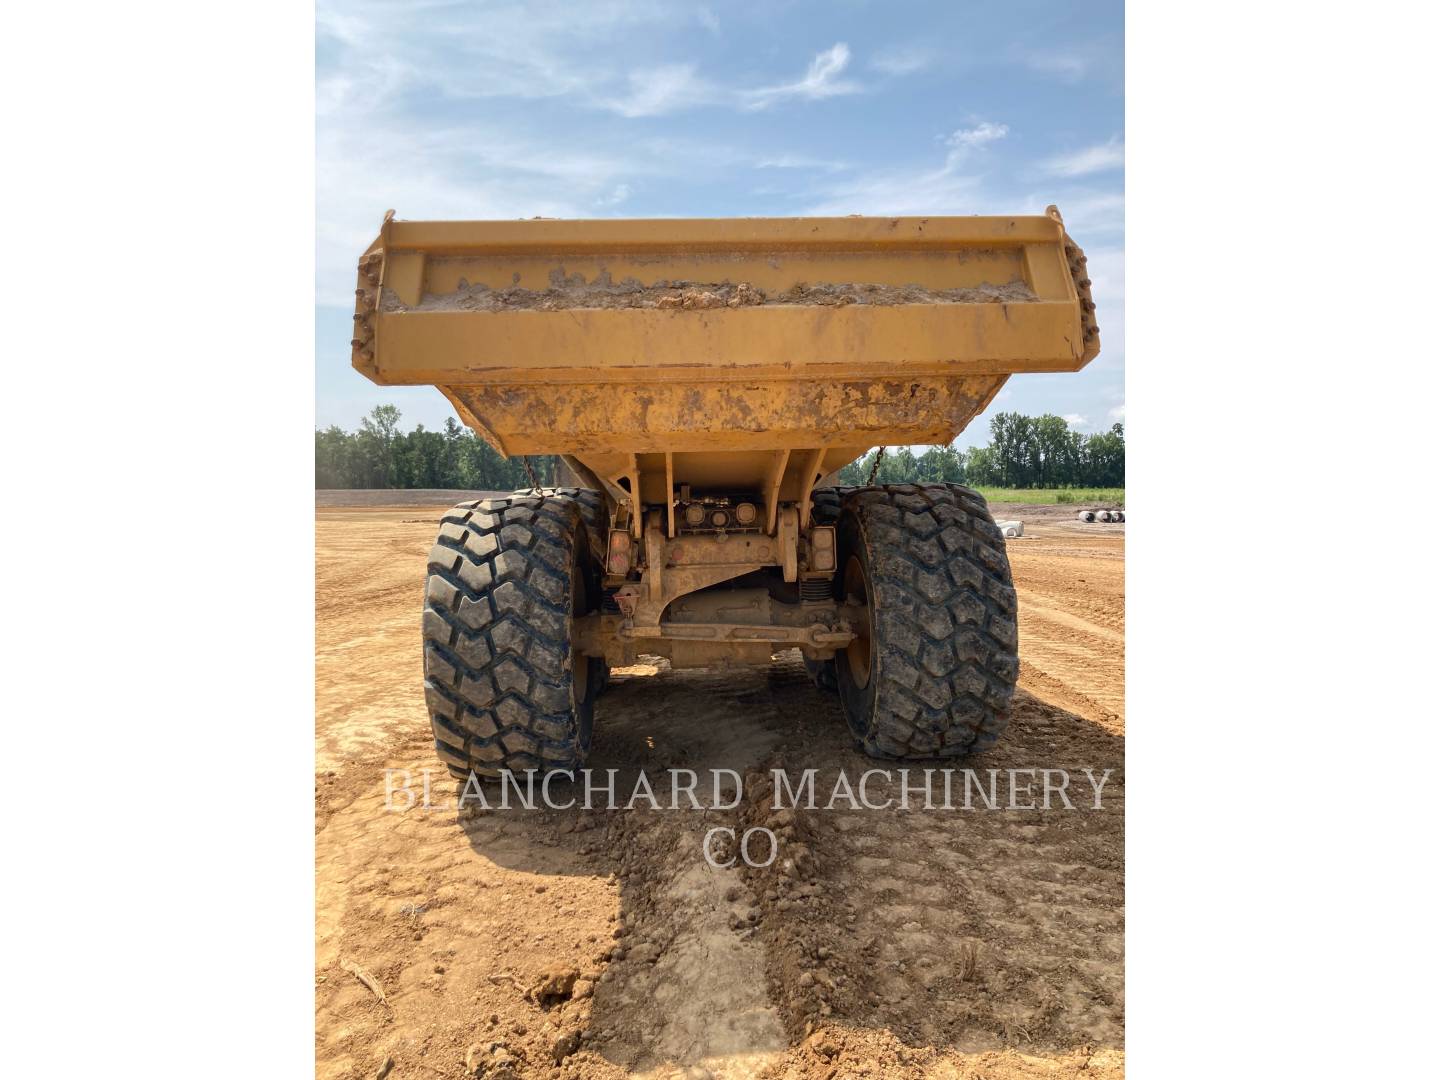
[352,210,1099,777]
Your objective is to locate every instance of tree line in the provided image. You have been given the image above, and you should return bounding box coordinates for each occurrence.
[315,406,557,490]
[316,407,1122,491]
[836,412,1124,489]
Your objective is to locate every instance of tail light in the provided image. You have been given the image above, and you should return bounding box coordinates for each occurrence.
[607,529,633,575]
[809,526,836,572]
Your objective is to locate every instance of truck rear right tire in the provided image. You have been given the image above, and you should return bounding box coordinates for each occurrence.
[422,493,603,780]
[827,484,1019,758]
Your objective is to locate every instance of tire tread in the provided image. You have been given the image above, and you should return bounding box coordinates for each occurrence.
[421,493,594,778]
[834,483,1018,758]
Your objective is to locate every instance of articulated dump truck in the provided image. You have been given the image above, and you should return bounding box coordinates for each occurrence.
[352,210,1099,778]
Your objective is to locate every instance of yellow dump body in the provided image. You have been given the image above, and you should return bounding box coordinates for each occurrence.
[352,212,1098,512]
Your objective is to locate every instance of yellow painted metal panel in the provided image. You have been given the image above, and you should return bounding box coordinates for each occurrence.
[369,301,1086,384]
[350,211,1101,494]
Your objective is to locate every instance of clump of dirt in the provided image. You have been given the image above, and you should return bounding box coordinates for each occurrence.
[383,269,1036,313]
[773,280,1036,307]
[654,284,764,310]
[528,964,580,1008]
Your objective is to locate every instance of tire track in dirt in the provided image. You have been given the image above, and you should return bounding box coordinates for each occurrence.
[1015,589,1123,645]
[315,657,800,1080]
[1006,524,1125,732]
[722,657,1124,1079]
[315,507,449,771]
[580,662,791,1078]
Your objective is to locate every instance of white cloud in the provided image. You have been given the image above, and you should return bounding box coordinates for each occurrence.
[605,43,869,116]
[870,46,933,76]
[1043,136,1124,178]
[314,2,595,113]
[1108,404,1126,421]
[800,121,1007,216]
[321,5,868,122]
[1063,413,1088,428]
[605,64,718,117]
[741,43,862,110]
[755,153,850,172]
[947,121,1009,151]
[943,122,1008,168]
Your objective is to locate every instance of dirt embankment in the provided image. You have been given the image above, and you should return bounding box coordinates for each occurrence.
[316,504,1124,1079]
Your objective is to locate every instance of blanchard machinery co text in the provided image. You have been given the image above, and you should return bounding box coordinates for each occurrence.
[385,767,1115,867]
[385,766,1116,813]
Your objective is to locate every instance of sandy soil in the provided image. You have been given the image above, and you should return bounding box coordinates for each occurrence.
[316,497,1124,1079]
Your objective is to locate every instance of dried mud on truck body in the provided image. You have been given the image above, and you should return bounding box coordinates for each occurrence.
[381,271,1040,313]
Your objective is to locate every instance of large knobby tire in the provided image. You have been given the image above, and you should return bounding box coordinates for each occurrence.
[833,484,1019,758]
[517,485,613,693]
[810,486,848,526]
[516,485,608,566]
[422,493,604,780]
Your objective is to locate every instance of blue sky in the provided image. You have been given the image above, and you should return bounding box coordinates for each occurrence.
[316,0,1124,449]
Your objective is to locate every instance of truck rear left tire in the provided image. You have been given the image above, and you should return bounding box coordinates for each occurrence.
[422,493,603,780]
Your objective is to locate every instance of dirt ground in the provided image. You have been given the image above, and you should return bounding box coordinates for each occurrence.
[316,495,1124,1079]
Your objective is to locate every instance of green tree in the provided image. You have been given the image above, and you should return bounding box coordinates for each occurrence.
[1033,415,1079,487]
[962,445,1001,486]
[315,425,356,488]
[916,445,964,483]
[825,414,1123,492]
[354,404,401,487]
[1083,423,1125,487]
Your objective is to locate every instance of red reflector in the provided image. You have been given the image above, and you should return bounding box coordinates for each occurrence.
[607,529,632,575]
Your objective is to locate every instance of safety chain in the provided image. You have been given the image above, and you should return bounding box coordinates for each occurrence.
[867,446,887,486]
[522,456,541,492]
